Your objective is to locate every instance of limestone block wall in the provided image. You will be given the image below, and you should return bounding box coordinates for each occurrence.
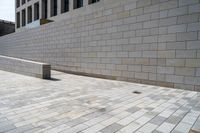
[0,55,51,79]
[0,0,200,91]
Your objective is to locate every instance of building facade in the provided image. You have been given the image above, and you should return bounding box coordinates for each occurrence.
[0,0,200,91]
[0,20,15,36]
[15,0,99,30]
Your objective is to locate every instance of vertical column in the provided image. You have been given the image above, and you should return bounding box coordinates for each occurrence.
[15,7,17,29]
[83,0,88,6]
[39,0,42,19]
[69,0,74,10]
[58,0,61,15]
[48,0,51,18]
[32,5,34,22]
[20,10,23,27]
[26,7,29,24]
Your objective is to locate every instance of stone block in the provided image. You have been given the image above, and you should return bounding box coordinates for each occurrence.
[158,34,176,42]
[128,65,141,72]
[189,4,200,13]
[0,55,51,79]
[136,29,150,37]
[143,20,159,29]
[196,68,200,76]
[186,59,200,67]
[187,41,200,49]
[137,14,151,22]
[160,0,178,11]
[166,42,186,50]
[144,4,159,13]
[185,77,200,85]
[135,72,149,80]
[187,22,200,32]
[134,58,149,65]
[117,11,130,19]
[143,36,158,43]
[130,37,142,44]
[166,75,184,84]
[179,0,199,6]
[136,0,151,8]
[143,51,157,58]
[159,17,177,27]
[130,8,144,16]
[166,59,185,67]
[124,2,136,10]
[168,24,187,33]
[177,14,199,24]
[157,66,174,74]
[158,51,175,58]
[176,50,196,58]
[142,66,157,73]
[177,32,198,41]
[168,7,188,17]
[175,68,195,76]
[129,52,142,58]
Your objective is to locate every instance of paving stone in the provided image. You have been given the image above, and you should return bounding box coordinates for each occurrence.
[165,116,182,125]
[156,122,175,133]
[149,116,166,125]
[192,117,200,131]
[0,70,199,133]
[100,123,123,133]
[126,107,141,113]
[138,123,158,133]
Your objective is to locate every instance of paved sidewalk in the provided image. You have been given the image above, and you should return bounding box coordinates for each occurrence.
[0,70,199,133]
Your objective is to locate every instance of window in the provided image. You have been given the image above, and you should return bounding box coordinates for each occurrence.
[16,0,20,8]
[22,0,26,5]
[74,0,83,9]
[51,0,57,17]
[61,0,69,13]
[42,0,48,19]
[89,0,100,4]
[27,6,32,23]
[17,12,20,28]
[34,2,39,20]
[22,9,26,27]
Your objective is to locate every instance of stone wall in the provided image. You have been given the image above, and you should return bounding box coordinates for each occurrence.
[0,55,50,79]
[0,0,200,91]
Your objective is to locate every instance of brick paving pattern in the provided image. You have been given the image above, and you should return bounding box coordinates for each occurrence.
[0,70,200,133]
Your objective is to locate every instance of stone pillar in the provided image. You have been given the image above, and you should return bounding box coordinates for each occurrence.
[15,1,17,29]
[48,0,51,18]
[32,5,34,21]
[39,0,42,19]
[26,6,29,24]
[58,0,61,15]
[20,10,23,27]
[69,0,74,11]
[83,0,88,6]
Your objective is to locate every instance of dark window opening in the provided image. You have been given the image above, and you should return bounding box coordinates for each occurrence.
[22,9,26,27]
[22,0,26,5]
[74,0,83,9]
[61,0,69,13]
[89,0,100,4]
[28,6,32,23]
[42,0,48,19]
[16,0,20,8]
[34,2,39,20]
[51,0,57,17]
[17,12,20,28]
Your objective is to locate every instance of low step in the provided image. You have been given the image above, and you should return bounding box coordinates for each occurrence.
[0,55,51,79]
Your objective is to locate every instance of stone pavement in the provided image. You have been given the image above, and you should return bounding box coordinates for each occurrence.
[0,70,200,133]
